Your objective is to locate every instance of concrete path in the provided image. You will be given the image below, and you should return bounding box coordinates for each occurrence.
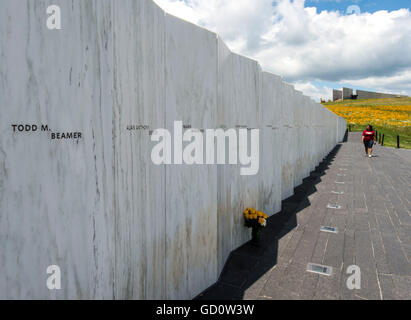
[198,132,411,300]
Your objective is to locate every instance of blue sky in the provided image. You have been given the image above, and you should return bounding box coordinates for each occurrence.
[303,0,411,99]
[156,0,411,101]
[305,0,410,13]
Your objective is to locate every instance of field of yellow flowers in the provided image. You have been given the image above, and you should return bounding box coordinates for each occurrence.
[323,97,411,149]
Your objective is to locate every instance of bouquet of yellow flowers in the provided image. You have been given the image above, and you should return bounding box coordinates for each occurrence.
[244,208,268,245]
[243,208,268,228]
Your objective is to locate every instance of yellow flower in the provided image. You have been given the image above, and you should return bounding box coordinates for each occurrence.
[251,209,256,214]
[324,100,411,129]
[257,211,263,217]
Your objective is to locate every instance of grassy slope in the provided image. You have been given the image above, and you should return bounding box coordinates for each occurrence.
[323,97,411,149]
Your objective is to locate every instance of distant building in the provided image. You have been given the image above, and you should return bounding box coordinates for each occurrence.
[332,87,407,101]
[332,89,342,101]
[342,87,353,100]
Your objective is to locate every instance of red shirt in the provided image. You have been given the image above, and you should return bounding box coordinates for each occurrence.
[363,130,375,141]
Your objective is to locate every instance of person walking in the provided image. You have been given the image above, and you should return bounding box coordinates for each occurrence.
[362,125,377,158]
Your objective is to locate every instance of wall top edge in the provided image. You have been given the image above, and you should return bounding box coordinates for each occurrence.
[153,0,329,104]
[262,71,283,81]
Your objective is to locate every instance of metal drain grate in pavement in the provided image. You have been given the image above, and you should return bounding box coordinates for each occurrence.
[307,263,332,276]
[320,226,339,234]
[331,191,344,195]
[327,204,342,209]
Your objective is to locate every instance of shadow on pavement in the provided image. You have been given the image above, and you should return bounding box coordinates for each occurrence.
[195,143,343,300]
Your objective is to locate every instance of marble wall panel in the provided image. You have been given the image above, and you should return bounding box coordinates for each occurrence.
[261,72,282,216]
[0,0,115,299]
[165,14,218,299]
[281,84,296,200]
[113,0,166,300]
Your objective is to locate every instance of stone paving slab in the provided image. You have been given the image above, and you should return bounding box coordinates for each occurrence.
[198,133,411,300]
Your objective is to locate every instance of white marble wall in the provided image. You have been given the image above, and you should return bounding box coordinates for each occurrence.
[216,38,263,274]
[261,73,282,216]
[294,91,304,187]
[302,96,312,179]
[164,14,218,299]
[308,99,318,172]
[0,0,346,300]
[112,0,166,300]
[338,116,347,143]
[281,83,296,200]
[0,0,115,299]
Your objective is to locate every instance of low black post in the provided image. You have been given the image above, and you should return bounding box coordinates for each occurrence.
[376,130,378,141]
[382,134,385,146]
[379,133,381,144]
[397,135,400,149]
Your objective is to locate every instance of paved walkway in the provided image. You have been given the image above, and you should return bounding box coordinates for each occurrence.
[198,132,411,300]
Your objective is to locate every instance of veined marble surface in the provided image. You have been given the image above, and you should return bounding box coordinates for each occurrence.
[164,14,218,299]
[261,72,282,216]
[0,0,115,299]
[281,83,297,200]
[216,38,263,275]
[112,0,166,300]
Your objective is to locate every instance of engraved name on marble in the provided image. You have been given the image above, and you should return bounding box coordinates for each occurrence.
[11,124,82,140]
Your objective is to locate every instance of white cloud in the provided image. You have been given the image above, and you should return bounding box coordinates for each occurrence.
[293,82,334,101]
[154,0,274,51]
[153,0,411,100]
[345,69,411,95]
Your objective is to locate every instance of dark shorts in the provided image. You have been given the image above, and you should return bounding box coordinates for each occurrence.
[364,140,374,148]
